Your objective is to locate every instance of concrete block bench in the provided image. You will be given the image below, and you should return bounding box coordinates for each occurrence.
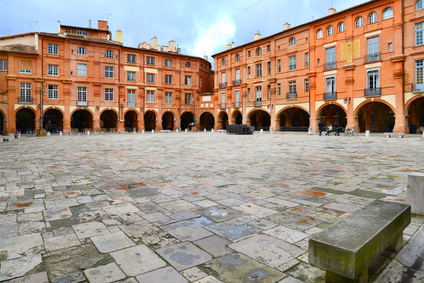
[407,172,424,215]
[160,130,171,133]
[384,132,392,138]
[217,129,226,133]
[1,136,10,142]
[309,200,410,282]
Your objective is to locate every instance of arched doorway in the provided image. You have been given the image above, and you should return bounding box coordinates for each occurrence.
[407,97,424,134]
[0,111,4,135]
[180,112,194,131]
[232,111,242,125]
[200,112,215,131]
[318,104,346,132]
[162,112,174,130]
[125,111,138,132]
[43,109,63,133]
[71,110,93,132]
[144,111,156,131]
[356,102,395,133]
[16,108,36,134]
[249,110,270,131]
[218,112,228,130]
[100,110,118,132]
[278,108,310,131]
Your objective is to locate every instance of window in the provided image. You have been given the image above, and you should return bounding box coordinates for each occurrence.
[326,76,336,93]
[416,60,424,90]
[267,85,271,99]
[221,91,225,106]
[418,0,423,10]
[248,51,251,57]
[222,58,226,65]
[65,29,72,33]
[222,73,226,83]
[77,63,87,76]
[165,59,172,67]
[327,26,334,36]
[48,85,58,100]
[185,62,191,67]
[127,71,136,81]
[165,75,172,84]
[317,29,323,39]
[289,56,296,70]
[77,30,87,35]
[305,53,310,68]
[256,48,262,56]
[128,90,135,107]
[290,38,296,46]
[48,64,58,76]
[248,88,251,100]
[200,64,203,71]
[236,69,240,81]
[267,45,271,52]
[147,73,155,83]
[165,92,172,104]
[185,93,192,105]
[236,54,240,61]
[48,43,58,55]
[128,54,136,63]
[268,62,271,75]
[317,58,321,66]
[367,37,380,62]
[248,66,251,78]
[105,66,114,78]
[416,22,424,46]
[305,79,310,92]
[388,43,393,52]
[326,47,336,70]
[369,12,378,24]
[235,89,240,105]
[383,8,393,19]
[77,86,87,102]
[289,81,296,94]
[355,17,364,28]
[338,22,345,33]
[20,83,31,102]
[256,86,262,102]
[0,59,7,71]
[105,88,114,101]
[105,50,114,58]
[19,60,31,73]
[256,64,262,77]
[77,47,87,55]
[200,77,202,87]
[278,60,281,72]
[277,83,281,96]
[147,57,154,65]
[185,76,191,85]
[147,90,154,103]
[367,69,380,90]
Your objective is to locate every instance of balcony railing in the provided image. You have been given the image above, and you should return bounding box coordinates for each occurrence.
[325,62,336,70]
[365,53,380,63]
[232,80,241,86]
[323,92,337,100]
[233,102,241,108]
[219,103,226,109]
[364,87,381,97]
[255,100,262,107]
[77,100,88,106]
[128,101,136,108]
[19,96,33,104]
[286,92,297,99]
[219,82,227,88]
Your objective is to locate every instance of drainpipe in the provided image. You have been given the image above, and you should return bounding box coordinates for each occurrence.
[401,0,405,125]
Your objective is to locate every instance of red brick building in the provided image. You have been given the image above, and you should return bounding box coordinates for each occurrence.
[0,20,213,134]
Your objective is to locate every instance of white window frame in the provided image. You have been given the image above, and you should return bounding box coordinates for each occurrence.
[305,79,310,93]
[185,93,192,105]
[278,60,281,72]
[289,56,296,71]
[105,50,114,58]
[236,54,240,61]
[77,47,87,55]
[105,88,114,101]
[222,72,226,83]
[256,64,262,77]
[236,69,240,81]
[77,30,87,35]
[165,75,172,84]
[289,38,296,46]
[165,92,172,104]
[128,89,136,106]
[416,22,424,46]
[20,83,31,102]
[127,54,136,63]
[277,83,281,96]
[186,61,191,67]
[48,64,58,76]
[77,86,87,102]
[338,22,345,33]
[317,29,323,39]
[77,63,87,76]
[256,48,262,56]
[416,60,424,90]
[221,91,225,106]
[327,25,334,36]
[127,71,136,82]
[19,61,31,73]
[48,85,58,100]
[147,73,155,83]
[48,43,58,55]
[147,57,154,65]
[105,66,114,78]
[256,86,262,101]
[355,17,364,28]
[383,7,393,19]
[289,81,296,94]
[185,76,191,86]
[418,0,423,10]
[147,90,154,103]
[369,12,378,24]
[305,52,310,68]
[0,59,7,71]
[325,76,336,93]
[165,59,172,67]
[367,68,380,90]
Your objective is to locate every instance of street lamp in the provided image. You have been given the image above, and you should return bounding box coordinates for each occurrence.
[38,82,47,129]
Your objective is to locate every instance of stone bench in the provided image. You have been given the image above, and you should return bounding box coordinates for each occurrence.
[407,172,424,215]
[217,129,226,133]
[160,130,171,133]
[309,200,410,282]
[384,132,392,138]
[1,136,10,142]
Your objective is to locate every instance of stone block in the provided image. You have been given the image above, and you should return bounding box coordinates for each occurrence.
[407,172,424,215]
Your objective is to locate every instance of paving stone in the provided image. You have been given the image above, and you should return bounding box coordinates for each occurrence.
[0,223,18,238]
[6,271,49,283]
[193,276,224,283]
[194,235,231,257]
[43,207,72,221]
[233,203,278,217]
[72,221,110,239]
[264,225,309,243]
[44,233,81,252]
[181,267,208,281]
[163,220,213,241]
[141,212,174,225]
[0,254,43,281]
[170,209,200,221]
[84,262,126,283]
[91,230,135,253]
[135,266,188,283]
[157,242,213,271]
[200,206,245,222]
[0,233,43,259]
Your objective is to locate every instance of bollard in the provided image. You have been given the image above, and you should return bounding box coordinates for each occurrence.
[185,129,188,133]
[59,131,62,136]
[47,132,51,136]
[152,130,154,133]
[308,128,313,135]
[260,129,263,134]
[87,130,90,136]
[142,130,145,134]
[366,130,370,137]
[9,133,14,140]
[204,129,206,132]
[176,129,179,133]
[211,129,214,133]
[407,172,424,215]
[17,133,21,138]
[422,131,424,139]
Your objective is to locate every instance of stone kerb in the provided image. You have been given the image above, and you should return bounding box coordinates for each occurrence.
[407,172,424,215]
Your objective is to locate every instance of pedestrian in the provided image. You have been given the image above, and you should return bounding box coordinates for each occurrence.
[318,121,324,136]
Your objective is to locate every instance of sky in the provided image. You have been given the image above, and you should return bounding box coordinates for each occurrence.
[0,0,370,67]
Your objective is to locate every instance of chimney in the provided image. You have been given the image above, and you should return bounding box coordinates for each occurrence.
[226,43,233,50]
[116,30,122,43]
[177,47,181,54]
[58,21,61,33]
[151,36,158,50]
[283,22,291,31]
[98,20,108,31]
[204,55,208,61]
[169,40,176,52]
[329,8,336,15]
[254,33,261,41]
[89,19,92,28]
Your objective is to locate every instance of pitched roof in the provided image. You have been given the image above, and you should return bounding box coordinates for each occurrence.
[0,44,38,54]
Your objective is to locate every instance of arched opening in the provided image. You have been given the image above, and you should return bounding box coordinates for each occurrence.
[162,112,174,130]
[356,102,395,133]
[231,111,242,125]
[278,107,310,131]
[144,111,156,131]
[124,111,138,132]
[100,110,118,132]
[200,112,215,131]
[218,112,229,130]
[249,110,270,131]
[71,110,93,132]
[16,108,36,134]
[180,112,194,131]
[43,109,63,133]
[0,111,4,135]
[407,97,424,134]
[318,104,346,132]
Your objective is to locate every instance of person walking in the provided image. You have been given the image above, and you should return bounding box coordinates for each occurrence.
[318,121,324,136]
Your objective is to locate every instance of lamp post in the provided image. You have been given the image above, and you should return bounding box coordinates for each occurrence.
[38,82,47,129]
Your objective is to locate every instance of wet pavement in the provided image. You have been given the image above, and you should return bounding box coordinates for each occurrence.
[0,132,423,282]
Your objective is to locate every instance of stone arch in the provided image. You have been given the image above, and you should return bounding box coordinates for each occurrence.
[43,108,64,133]
[144,111,157,131]
[124,110,138,131]
[199,111,215,131]
[218,111,229,130]
[405,95,424,134]
[231,110,243,125]
[162,111,175,130]
[16,108,36,134]
[355,101,395,133]
[317,103,347,130]
[180,111,194,131]
[100,110,118,131]
[276,106,310,131]
[247,109,271,131]
[71,109,93,132]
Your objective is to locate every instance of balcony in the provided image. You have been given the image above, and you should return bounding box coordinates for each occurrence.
[365,53,380,63]
[364,87,381,97]
[232,80,241,86]
[19,96,33,104]
[255,100,262,107]
[77,100,88,106]
[128,101,136,108]
[233,102,241,108]
[286,92,297,99]
[219,82,227,88]
[219,103,226,109]
[323,92,337,100]
[325,62,336,70]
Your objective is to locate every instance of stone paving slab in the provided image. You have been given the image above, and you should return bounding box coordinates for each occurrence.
[0,133,423,282]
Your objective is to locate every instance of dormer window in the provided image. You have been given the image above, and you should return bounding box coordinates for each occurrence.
[289,38,296,46]
[105,50,114,58]
[77,47,87,55]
